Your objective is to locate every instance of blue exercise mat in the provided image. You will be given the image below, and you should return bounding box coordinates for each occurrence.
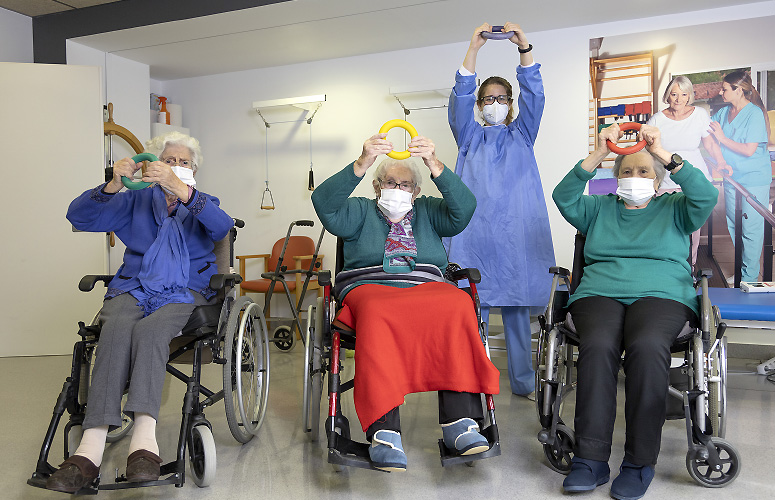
[707,287,775,321]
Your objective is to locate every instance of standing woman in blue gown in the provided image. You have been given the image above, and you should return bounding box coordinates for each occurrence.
[446,22,555,397]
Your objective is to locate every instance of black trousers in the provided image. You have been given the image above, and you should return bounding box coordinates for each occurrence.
[568,296,697,466]
[365,391,483,441]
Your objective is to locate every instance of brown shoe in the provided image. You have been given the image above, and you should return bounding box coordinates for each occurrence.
[46,455,100,493]
[126,449,162,482]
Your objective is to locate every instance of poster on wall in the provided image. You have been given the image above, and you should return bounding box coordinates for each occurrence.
[586,15,775,285]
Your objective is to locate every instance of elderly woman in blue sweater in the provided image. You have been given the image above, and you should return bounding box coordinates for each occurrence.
[47,132,233,493]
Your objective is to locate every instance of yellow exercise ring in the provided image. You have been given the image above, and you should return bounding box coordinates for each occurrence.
[379,119,419,160]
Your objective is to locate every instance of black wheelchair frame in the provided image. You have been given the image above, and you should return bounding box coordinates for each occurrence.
[535,233,740,487]
[28,218,271,493]
[301,238,501,471]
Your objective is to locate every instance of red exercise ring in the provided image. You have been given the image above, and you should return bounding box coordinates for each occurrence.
[606,122,647,155]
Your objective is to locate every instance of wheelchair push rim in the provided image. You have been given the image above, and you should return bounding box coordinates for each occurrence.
[302,298,325,441]
[76,341,134,449]
[223,296,270,444]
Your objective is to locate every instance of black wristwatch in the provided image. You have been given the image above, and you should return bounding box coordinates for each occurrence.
[665,153,683,171]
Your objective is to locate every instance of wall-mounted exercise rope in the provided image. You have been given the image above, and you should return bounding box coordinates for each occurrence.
[254,102,322,209]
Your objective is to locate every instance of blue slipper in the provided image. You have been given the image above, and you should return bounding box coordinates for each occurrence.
[368,430,406,472]
[610,461,655,500]
[563,457,610,493]
[441,418,490,456]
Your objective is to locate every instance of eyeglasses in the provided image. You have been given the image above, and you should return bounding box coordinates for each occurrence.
[161,156,193,168]
[380,179,415,192]
[479,95,511,105]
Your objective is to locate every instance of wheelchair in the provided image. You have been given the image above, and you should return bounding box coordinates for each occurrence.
[535,234,740,487]
[28,218,271,493]
[300,238,501,471]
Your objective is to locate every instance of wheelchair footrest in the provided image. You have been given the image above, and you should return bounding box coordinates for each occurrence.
[98,473,183,491]
[327,447,388,472]
[438,423,501,467]
[327,433,389,472]
[28,468,184,494]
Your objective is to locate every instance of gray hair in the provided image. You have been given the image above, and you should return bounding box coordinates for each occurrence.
[612,151,666,185]
[662,75,695,105]
[145,131,202,173]
[372,158,423,188]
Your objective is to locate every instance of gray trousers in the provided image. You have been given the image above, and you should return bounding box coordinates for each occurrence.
[83,291,212,429]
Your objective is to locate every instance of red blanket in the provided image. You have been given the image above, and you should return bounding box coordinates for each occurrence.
[336,282,500,431]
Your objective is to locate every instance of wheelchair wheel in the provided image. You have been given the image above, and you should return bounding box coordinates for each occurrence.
[78,343,133,445]
[686,437,741,487]
[302,298,325,441]
[188,425,217,487]
[535,327,566,425]
[708,338,727,438]
[273,325,295,351]
[223,296,270,444]
[543,423,575,474]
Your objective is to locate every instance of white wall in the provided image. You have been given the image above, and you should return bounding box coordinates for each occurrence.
[156,2,774,276]
[0,63,105,356]
[0,7,32,63]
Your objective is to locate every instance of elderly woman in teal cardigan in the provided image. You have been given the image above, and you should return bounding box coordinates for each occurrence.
[553,123,717,500]
[311,133,500,472]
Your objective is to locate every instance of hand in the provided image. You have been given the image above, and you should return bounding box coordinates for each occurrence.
[638,124,663,152]
[639,124,672,164]
[717,162,733,176]
[354,133,393,177]
[581,123,619,171]
[503,22,529,49]
[105,156,142,193]
[597,123,621,154]
[142,161,189,199]
[708,121,726,142]
[408,136,444,177]
[469,23,491,51]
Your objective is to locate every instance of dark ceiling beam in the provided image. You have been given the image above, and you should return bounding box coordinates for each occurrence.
[32,0,291,64]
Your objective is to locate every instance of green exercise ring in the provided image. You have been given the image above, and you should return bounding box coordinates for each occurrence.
[122,153,157,190]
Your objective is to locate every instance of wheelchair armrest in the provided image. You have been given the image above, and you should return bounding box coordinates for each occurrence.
[449,267,481,284]
[318,270,332,287]
[78,275,113,292]
[209,273,243,291]
[549,266,571,277]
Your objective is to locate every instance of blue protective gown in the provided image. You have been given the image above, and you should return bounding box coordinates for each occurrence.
[445,64,555,309]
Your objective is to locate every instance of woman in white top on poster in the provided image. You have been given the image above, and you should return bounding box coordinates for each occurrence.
[646,75,727,267]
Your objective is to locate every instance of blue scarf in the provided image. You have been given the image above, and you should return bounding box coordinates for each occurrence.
[130,187,193,316]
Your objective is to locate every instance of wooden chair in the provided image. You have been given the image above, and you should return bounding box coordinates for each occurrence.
[236,236,324,333]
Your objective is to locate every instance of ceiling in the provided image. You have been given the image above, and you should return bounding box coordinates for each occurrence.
[0,0,123,17]
[3,0,761,81]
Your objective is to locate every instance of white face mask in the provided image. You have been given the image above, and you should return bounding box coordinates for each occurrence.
[616,177,656,206]
[378,188,413,220]
[482,102,509,125]
[170,165,196,188]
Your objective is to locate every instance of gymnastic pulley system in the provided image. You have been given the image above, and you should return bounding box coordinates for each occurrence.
[252,95,326,210]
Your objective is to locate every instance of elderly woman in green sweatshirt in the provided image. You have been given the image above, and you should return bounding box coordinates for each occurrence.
[311,133,500,472]
[552,123,717,500]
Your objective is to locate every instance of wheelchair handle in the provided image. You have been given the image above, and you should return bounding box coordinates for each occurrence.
[295,220,315,227]
[233,218,245,228]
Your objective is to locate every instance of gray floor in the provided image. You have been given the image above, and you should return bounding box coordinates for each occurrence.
[4,345,775,499]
